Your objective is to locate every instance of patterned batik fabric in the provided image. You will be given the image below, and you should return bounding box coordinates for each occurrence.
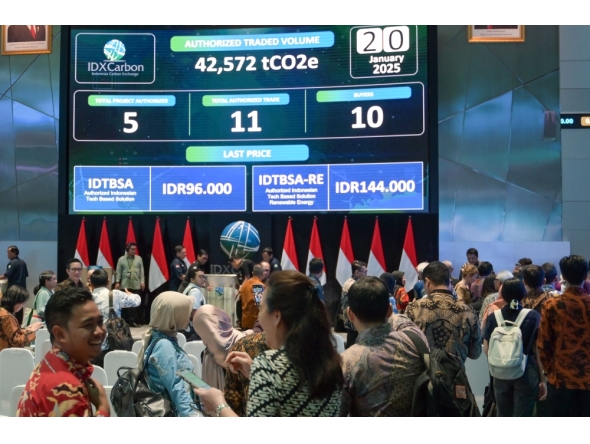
[224,332,269,416]
[340,321,425,416]
[0,308,36,351]
[538,287,590,390]
[522,288,552,315]
[405,290,482,365]
[479,292,499,323]
[246,348,341,417]
[17,347,105,417]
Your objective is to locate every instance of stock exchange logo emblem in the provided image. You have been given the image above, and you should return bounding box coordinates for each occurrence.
[220,221,260,259]
[104,40,126,61]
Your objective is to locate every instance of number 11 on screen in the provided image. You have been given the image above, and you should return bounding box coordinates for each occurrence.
[231,110,262,132]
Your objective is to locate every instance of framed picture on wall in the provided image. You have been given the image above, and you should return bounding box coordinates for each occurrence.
[1,25,52,55]
[468,25,525,43]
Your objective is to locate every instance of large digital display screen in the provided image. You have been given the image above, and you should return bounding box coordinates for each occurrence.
[66,25,433,214]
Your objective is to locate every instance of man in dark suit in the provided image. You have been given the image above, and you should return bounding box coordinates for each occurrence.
[7,25,46,43]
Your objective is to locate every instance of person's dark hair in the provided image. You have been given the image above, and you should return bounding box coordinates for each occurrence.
[559,255,589,286]
[175,245,185,254]
[481,274,496,300]
[380,272,396,295]
[45,286,94,342]
[187,266,203,282]
[197,249,208,257]
[477,261,493,277]
[262,247,274,257]
[351,260,367,274]
[252,263,264,279]
[500,278,526,307]
[466,248,478,257]
[517,258,533,267]
[228,255,242,262]
[309,258,324,274]
[8,245,19,255]
[521,265,544,289]
[33,270,56,295]
[265,271,343,399]
[542,262,558,284]
[348,276,390,323]
[65,258,82,270]
[187,263,203,276]
[0,285,29,313]
[391,271,404,287]
[125,242,137,252]
[90,268,109,288]
[422,261,450,287]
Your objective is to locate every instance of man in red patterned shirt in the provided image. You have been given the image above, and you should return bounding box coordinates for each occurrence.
[17,286,111,417]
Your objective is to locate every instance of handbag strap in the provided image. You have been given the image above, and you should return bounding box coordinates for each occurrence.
[25,289,40,327]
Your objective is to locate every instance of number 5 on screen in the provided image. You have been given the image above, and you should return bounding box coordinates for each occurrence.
[124,112,138,133]
[356,26,410,54]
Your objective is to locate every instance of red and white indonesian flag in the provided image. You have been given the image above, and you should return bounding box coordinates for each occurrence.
[126,218,138,255]
[306,217,326,285]
[75,218,90,268]
[97,218,114,269]
[399,217,419,292]
[367,218,386,278]
[183,218,196,268]
[281,217,299,271]
[336,218,354,287]
[149,218,169,292]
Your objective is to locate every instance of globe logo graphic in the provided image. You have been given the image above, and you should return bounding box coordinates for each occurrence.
[220,221,260,259]
[104,40,126,61]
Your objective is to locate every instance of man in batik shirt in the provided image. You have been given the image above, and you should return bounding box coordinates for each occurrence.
[17,287,110,417]
[405,261,481,365]
[340,276,426,416]
[538,255,590,416]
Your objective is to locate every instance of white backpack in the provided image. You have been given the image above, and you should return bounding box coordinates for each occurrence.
[488,308,531,380]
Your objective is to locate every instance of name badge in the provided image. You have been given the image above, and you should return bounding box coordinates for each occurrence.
[126,272,131,278]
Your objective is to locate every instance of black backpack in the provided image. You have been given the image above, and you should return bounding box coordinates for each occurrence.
[405,330,481,417]
[110,338,175,417]
[105,291,134,352]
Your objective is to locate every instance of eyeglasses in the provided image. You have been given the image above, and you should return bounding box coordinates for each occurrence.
[197,275,207,280]
[69,268,82,272]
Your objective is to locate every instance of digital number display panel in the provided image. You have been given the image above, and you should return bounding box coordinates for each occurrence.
[67,25,432,213]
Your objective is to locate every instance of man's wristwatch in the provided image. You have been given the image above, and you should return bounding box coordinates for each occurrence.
[216,403,229,417]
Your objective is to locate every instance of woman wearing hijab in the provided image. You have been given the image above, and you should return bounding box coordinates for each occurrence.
[137,291,201,417]
[193,305,252,391]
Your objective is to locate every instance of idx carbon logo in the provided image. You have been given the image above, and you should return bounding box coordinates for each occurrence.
[87,39,144,77]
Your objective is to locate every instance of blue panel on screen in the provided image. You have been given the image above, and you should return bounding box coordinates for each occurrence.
[329,162,424,211]
[150,166,246,211]
[252,165,329,212]
[73,166,150,212]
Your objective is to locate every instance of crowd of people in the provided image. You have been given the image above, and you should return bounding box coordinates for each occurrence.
[2,242,590,417]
